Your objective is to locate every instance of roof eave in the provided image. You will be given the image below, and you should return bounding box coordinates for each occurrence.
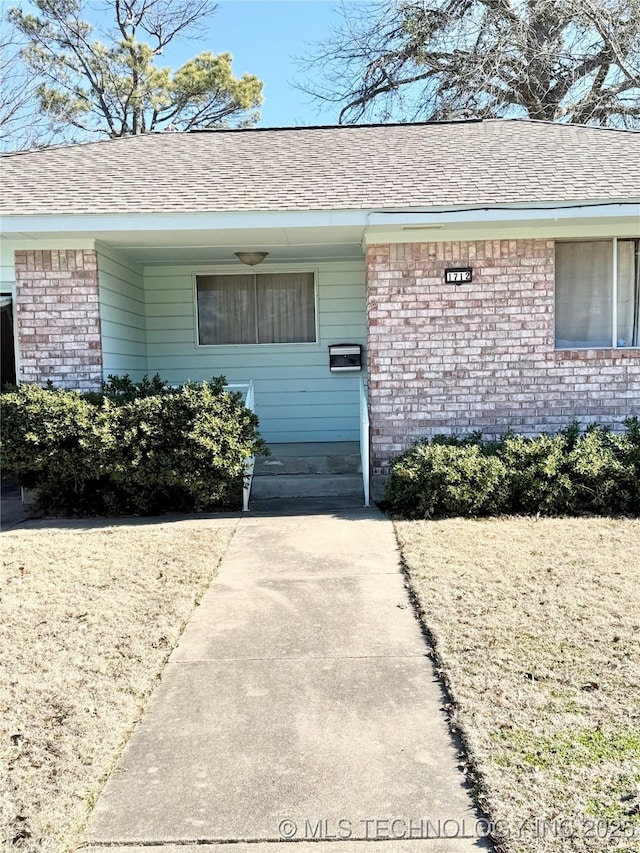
[1,199,638,237]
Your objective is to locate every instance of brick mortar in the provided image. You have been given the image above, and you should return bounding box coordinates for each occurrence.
[14,250,103,391]
[366,240,640,474]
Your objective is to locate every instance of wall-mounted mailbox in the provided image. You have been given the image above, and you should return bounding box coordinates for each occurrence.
[329,343,362,372]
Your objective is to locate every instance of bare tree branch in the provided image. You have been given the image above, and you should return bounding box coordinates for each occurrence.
[299,0,640,127]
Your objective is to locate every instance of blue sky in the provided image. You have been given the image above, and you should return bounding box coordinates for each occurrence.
[198,1,343,127]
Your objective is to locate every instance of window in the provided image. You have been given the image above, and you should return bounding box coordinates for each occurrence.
[196,272,316,345]
[555,239,640,349]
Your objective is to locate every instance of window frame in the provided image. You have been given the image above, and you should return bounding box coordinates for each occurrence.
[554,237,640,351]
[193,265,320,348]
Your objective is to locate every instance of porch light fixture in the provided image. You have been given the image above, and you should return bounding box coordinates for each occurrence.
[235,251,269,266]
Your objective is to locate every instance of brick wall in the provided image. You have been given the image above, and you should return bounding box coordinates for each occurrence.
[367,240,640,475]
[14,250,102,390]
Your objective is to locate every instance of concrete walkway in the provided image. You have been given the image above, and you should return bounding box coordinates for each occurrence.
[84,505,491,852]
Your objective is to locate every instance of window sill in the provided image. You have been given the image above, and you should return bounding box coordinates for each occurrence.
[554,347,640,359]
[195,340,320,349]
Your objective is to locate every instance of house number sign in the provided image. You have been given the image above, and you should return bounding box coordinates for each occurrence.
[444,267,473,284]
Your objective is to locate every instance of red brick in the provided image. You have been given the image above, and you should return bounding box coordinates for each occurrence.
[14,249,102,391]
[367,240,640,474]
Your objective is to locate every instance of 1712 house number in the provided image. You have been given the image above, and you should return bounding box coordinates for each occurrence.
[444,267,473,284]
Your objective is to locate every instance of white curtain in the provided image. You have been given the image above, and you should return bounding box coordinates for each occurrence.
[617,239,640,348]
[555,242,613,348]
[257,273,315,343]
[196,272,316,345]
[197,274,255,345]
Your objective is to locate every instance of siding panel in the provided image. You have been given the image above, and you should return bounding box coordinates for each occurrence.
[97,246,147,380]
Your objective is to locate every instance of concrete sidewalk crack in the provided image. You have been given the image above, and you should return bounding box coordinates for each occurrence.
[167,654,431,662]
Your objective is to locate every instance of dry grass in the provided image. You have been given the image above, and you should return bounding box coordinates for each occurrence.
[395,517,640,853]
[0,519,235,852]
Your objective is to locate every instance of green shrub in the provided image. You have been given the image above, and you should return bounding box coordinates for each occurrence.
[385,440,509,519]
[82,372,171,405]
[568,424,637,516]
[385,421,640,520]
[0,384,110,513]
[0,376,268,516]
[621,417,640,514]
[500,429,578,515]
[106,379,267,514]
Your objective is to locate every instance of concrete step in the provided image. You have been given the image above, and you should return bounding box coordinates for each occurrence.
[247,495,369,514]
[255,441,361,476]
[250,473,364,499]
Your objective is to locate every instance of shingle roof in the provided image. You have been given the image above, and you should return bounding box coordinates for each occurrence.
[1,119,639,216]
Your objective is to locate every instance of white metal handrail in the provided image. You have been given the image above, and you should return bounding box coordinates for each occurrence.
[228,381,256,512]
[359,377,370,507]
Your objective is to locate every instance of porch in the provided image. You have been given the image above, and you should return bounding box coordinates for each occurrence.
[96,240,371,507]
[94,233,368,443]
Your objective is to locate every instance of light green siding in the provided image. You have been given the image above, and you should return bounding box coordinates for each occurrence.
[97,245,147,381]
[143,260,367,443]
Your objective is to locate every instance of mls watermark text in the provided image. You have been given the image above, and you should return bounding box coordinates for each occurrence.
[277,816,638,841]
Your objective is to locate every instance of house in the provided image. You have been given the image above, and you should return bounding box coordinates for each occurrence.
[1,119,639,500]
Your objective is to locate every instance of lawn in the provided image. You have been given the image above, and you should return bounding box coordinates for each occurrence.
[0,519,235,852]
[395,517,640,853]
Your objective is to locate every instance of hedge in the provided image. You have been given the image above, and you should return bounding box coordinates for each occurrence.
[0,375,268,515]
[385,420,640,519]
